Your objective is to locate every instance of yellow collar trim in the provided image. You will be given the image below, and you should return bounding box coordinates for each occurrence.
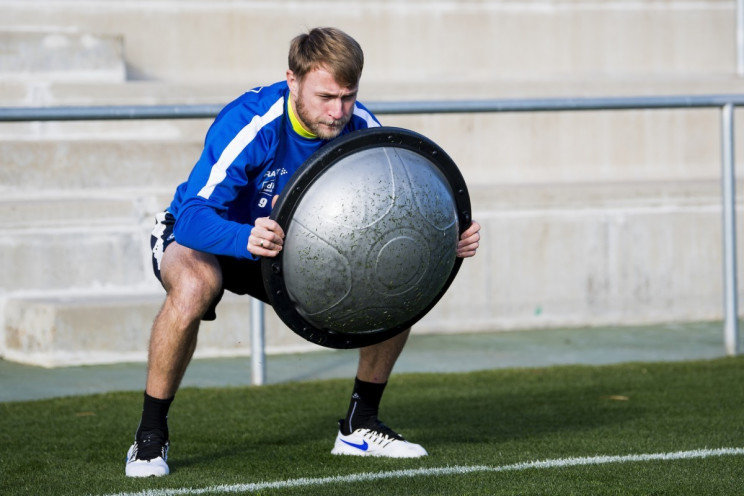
[287,94,317,139]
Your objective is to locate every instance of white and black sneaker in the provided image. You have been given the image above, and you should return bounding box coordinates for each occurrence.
[331,419,428,458]
[125,429,170,477]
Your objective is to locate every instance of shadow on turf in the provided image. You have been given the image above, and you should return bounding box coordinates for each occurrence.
[159,371,644,474]
[386,370,646,451]
[161,387,349,475]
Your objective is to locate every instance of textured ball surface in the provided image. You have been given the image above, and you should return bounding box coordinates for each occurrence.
[282,146,459,334]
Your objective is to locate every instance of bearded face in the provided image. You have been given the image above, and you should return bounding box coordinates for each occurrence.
[288,67,358,140]
[294,91,352,139]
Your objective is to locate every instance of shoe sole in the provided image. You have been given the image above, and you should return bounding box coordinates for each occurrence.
[331,436,428,458]
[125,458,170,477]
[125,444,169,477]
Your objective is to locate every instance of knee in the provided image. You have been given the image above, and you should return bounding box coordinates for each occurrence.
[166,269,222,321]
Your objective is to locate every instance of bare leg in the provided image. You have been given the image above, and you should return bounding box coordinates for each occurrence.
[356,329,410,384]
[145,242,222,399]
[126,242,223,476]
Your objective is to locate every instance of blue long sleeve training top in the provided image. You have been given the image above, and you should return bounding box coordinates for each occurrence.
[167,80,381,260]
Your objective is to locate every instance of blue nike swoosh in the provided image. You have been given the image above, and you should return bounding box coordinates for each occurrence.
[340,439,369,451]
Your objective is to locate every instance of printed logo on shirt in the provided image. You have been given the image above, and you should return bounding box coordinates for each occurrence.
[257,168,288,208]
[259,180,276,195]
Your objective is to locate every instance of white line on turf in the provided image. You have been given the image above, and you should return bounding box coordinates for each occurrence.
[103,447,744,496]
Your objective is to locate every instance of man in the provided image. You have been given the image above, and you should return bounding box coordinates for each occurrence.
[125,27,481,477]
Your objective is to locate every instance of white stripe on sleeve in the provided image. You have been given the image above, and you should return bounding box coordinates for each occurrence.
[198,98,285,199]
[353,104,380,128]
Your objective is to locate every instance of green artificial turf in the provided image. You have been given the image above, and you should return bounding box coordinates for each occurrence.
[2,357,743,495]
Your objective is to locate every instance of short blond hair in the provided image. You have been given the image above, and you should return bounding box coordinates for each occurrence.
[288,27,364,87]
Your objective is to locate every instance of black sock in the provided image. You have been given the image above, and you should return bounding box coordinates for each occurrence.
[136,392,174,440]
[342,378,387,435]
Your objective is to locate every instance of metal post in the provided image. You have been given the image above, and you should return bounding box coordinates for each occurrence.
[738,0,744,76]
[250,298,266,385]
[721,103,740,355]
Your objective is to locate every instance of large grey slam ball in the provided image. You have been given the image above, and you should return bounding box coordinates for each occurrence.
[263,127,471,349]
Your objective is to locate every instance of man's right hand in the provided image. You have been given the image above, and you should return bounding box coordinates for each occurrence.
[248,217,285,257]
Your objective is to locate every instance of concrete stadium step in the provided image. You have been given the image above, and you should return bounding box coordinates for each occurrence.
[0,28,125,83]
[0,221,151,291]
[0,118,210,142]
[431,180,743,336]
[2,290,312,367]
[0,192,169,291]
[1,1,737,84]
[0,80,224,141]
[2,75,743,107]
[0,191,170,230]
[0,138,201,190]
[0,80,244,107]
[0,220,152,293]
[466,180,728,212]
[384,105,737,186]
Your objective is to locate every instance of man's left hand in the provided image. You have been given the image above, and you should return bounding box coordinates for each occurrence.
[457,220,481,258]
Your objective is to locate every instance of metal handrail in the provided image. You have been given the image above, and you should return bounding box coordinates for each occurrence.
[3,94,744,121]
[1,94,739,384]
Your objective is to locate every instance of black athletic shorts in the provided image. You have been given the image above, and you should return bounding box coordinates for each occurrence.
[150,210,270,321]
